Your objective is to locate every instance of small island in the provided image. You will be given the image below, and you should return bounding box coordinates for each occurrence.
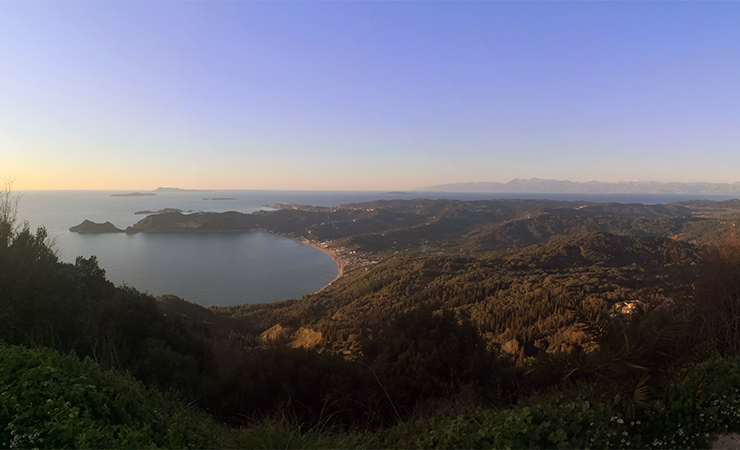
[69,220,124,234]
[134,208,187,215]
[156,187,213,192]
[110,192,156,197]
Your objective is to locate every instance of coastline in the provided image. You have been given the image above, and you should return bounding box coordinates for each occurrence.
[300,239,345,289]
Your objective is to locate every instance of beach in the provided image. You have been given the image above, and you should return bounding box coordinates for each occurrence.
[300,240,346,288]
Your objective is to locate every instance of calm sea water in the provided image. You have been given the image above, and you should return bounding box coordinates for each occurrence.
[14,190,738,307]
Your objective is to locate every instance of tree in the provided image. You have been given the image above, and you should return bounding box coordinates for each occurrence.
[361,306,511,417]
[0,179,21,250]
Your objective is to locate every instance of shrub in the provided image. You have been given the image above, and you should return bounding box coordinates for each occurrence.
[0,343,228,448]
[361,307,512,419]
[204,346,381,427]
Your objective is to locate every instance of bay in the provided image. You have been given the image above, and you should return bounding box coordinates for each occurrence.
[14,189,739,307]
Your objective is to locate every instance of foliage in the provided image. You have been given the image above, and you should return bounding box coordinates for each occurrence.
[533,296,702,412]
[130,196,727,256]
[0,343,228,449]
[371,356,740,449]
[9,183,740,447]
[225,231,699,363]
[204,346,381,426]
[0,183,208,399]
[20,339,740,450]
[89,285,208,396]
[694,235,740,357]
[361,307,513,418]
[230,416,377,449]
[653,357,740,448]
[375,394,618,449]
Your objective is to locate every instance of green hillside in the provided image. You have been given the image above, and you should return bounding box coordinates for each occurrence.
[9,187,740,448]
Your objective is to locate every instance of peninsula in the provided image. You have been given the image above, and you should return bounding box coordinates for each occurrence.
[50,196,740,448]
[71,197,740,273]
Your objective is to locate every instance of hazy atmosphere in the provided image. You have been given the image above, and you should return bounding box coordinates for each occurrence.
[9,3,740,447]
[2,1,740,190]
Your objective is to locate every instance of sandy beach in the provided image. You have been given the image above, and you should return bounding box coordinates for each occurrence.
[300,240,346,287]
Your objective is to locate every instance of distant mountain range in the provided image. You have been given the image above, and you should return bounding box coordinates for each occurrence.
[417,178,740,195]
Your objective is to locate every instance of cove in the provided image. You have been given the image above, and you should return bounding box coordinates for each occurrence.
[61,231,339,307]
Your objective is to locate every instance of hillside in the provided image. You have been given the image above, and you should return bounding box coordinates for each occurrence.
[12,189,740,447]
[78,197,740,259]
[71,196,740,359]
[214,231,700,359]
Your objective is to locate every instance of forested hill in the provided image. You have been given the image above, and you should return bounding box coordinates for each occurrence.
[215,231,700,359]
[88,197,740,257]
[12,188,740,447]
[63,196,740,359]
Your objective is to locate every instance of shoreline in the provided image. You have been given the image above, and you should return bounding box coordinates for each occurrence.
[299,239,345,289]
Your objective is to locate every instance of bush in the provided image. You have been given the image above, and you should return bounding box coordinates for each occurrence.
[644,357,740,448]
[376,357,740,449]
[204,346,381,427]
[361,307,512,418]
[0,343,228,448]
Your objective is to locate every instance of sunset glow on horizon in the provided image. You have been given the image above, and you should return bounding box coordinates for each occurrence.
[3,2,740,191]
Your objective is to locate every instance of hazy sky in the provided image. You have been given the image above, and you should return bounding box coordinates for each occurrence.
[2,1,740,190]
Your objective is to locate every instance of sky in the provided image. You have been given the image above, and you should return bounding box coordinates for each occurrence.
[2,1,740,191]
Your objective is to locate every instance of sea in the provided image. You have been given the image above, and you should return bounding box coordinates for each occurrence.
[14,189,740,307]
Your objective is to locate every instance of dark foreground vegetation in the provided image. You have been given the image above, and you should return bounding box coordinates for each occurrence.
[8,185,740,448]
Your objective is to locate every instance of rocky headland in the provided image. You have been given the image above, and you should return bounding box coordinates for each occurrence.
[69,220,124,234]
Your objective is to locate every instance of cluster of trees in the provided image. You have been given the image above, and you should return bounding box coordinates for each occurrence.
[1,185,207,395]
[9,182,740,446]
[203,307,516,426]
[1,186,520,427]
[128,196,736,256]
[224,230,701,363]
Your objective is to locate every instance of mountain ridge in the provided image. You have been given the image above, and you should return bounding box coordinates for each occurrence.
[417,178,740,195]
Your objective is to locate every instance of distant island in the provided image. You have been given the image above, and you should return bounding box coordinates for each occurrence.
[418,178,740,195]
[110,187,216,196]
[155,187,213,192]
[110,192,156,197]
[203,197,237,201]
[134,208,188,215]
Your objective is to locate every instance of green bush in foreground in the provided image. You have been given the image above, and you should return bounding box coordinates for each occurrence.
[0,343,227,449]
[375,357,740,449]
[376,395,618,449]
[6,343,740,449]
[646,356,740,448]
[230,417,376,449]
